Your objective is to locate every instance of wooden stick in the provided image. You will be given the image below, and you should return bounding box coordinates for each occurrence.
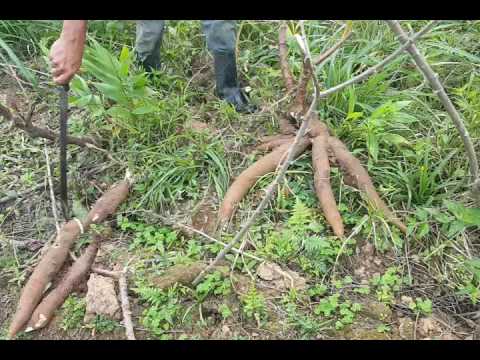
[44,144,61,234]
[316,21,438,99]
[118,269,135,340]
[0,103,101,148]
[386,20,479,193]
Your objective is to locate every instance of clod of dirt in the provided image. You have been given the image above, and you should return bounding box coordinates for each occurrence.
[191,200,217,235]
[352,242,386,283]
[360,300,393,322]
[341,327,393,340]
[398,317,416,339]
[434,333,460,340]
[149,261,228,290]
[400,295,415,308]
[257,262,283,281]
[210,324,233,339]
[84,274,121,323]
[256,262,307,292]
[417,317,442,338]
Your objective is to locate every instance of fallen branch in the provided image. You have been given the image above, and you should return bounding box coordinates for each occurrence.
[8,172,134,339]
[386,20,480,197]
[278,22,296,92]
[44,144,60,234]
[316,21,438,99]
[150,261,229,290]
[118,269,135,340]
[0,183,47,206]
[88,260,135,341]
[0,102,101,148]
[313,23,353,66]
[178,223,264,262]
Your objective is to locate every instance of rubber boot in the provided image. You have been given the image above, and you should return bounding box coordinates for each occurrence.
[135,20,165,74]
[213,51,257,114]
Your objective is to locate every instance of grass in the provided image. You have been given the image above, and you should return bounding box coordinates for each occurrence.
[1,19,480,340]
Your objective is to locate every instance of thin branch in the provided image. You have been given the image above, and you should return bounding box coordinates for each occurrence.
[177,223,265,262]
[0,103,102,148]
[278,21,296,92]
[316,20,438,99]
[118,269,136,340]
[44,144,61,234]
[293,21,352,112]
[386,20,479,191]
[0,183,46,206]
[192,20,320,286]
[313,24,353,66]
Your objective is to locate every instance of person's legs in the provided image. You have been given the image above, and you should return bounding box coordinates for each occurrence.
[135,20,165,72]
[202,20,256,113]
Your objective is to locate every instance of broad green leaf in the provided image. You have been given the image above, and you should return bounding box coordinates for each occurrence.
[0,37,38,86]
[445,201,480,227]
[383,133,411,147]
[70,94,94,108]
[107,105,132,121]
[132,104,157,115]
[70,75,90,95]
[367,132,379,161]
[416,223,430,239]
[94,82,125,103]
[118,46,130,78]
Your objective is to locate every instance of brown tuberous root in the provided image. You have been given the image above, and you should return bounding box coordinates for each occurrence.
[8,171,133,338]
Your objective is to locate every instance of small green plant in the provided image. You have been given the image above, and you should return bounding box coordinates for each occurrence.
[353,285,371,295]
[241,286,268,323]
[124,221,178,253]
[284,302,331,339]
[134,284,185,339]
[370,267,403,304]
[307,284,328,299]
[60,295,86,331]
[376,324,391,333]
[457,257,480,304]
[195,271,231,301]
[86,315,119,334]
[408,297,433,316]
[314,293,362,330]
[218,304,233,320]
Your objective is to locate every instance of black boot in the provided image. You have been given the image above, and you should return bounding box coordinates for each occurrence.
[138,52,162,75]
[213,51,257,114]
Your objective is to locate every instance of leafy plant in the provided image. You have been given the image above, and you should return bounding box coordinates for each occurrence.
[128,224,178,253]
[218,304,233,320]
[134,284,184,339]
[370,267,404,304]
[314,293,362,330]
[408,297,433,316]
[60,295,86,331]
[86,315,119,334]
[457,258,480,304]
[195,271,231,301]
[241,286,267,323]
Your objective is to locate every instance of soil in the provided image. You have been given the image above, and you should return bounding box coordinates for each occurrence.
[0,74,476,341]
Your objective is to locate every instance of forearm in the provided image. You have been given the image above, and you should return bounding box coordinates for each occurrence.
[61,20,87,48]
[61,20,87,37]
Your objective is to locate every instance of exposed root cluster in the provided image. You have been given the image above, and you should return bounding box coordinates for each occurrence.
[217,22,407,237]
[8,174,133,339]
